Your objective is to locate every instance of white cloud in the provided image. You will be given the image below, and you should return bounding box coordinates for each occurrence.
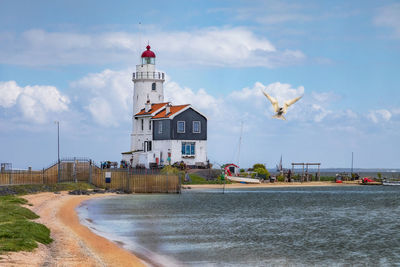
[0,27,305,68]
[0,81,22,108]
[368,109,392,123]
[164,80,221,117]
[0,81,69,123]
[374,3,400,38]
[71,69,132,126]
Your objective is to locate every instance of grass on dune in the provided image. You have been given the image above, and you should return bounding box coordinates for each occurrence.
[0,182,95,255]
[0,195,52,255]
[0,182,95,196]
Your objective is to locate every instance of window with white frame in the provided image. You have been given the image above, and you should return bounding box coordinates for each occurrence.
[181,142,195,156]
[149,120,151,131]
[141,119,144,131]
[158,121,163,134]
[177,121,185,133]
[193,121,201,133]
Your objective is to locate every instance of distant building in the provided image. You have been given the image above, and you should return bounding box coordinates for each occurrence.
[122,45,208,168]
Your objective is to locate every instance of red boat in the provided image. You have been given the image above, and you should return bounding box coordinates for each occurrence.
[362,177,375,183]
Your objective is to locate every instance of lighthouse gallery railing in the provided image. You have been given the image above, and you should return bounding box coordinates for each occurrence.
[133,72,165,80]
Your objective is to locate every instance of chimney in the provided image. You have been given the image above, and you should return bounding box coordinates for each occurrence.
[166,103,171,114]
[145,100,151,112]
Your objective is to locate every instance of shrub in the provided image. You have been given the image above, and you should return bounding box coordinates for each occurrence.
[277,174,285,182]
[160,165,183,175]
[254,167,270,179]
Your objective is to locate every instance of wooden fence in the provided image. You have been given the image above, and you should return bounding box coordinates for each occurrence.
[0,160,180,193]
[91,168,180,193]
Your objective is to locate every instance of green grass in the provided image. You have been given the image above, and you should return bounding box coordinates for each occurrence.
[0,182,95,196]
[0,182,96,256]
[184,173,231,184]
[0,195,52,255]
[319,176,336,182]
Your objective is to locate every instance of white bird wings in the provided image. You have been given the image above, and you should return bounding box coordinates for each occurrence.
[283,95,302,112]
[262,91,279,112]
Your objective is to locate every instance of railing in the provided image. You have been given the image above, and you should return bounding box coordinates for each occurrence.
[132,72,165,80]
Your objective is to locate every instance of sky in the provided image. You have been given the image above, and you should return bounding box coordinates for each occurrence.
[1,0,400,169]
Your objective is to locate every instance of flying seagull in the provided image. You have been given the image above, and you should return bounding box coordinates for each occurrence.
[262,90,302,120]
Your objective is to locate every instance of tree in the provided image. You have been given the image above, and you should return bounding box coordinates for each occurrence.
[253,163,266,170]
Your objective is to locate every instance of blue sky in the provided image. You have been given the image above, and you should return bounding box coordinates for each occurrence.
[1,0,400,169]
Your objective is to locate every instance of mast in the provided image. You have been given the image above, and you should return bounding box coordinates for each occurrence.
[351,152,354,174]
[237,121,243,167]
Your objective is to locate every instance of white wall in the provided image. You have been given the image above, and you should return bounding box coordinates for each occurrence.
[153,140,207,166]
[131,117,153,151]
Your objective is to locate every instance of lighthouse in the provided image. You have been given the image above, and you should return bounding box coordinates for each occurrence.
[122,45,208,169]
[130,45,165,152]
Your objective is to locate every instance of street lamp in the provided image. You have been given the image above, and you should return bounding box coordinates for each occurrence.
[54,121,60,182]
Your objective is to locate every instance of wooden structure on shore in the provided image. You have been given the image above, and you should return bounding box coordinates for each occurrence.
[291,163,321,182]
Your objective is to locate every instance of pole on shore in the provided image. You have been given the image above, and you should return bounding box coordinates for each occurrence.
[55,121,60,183]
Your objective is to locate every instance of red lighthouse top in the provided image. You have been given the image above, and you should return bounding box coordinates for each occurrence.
[141,45,156,58]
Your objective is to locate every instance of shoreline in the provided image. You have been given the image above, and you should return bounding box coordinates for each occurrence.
[185,181,360,189]
[0,192,146,267]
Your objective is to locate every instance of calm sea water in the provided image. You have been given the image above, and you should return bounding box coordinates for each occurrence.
[77,186,400,266]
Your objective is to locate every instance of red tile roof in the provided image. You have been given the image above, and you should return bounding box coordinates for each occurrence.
[152,104,190,119]
[135,102,168,116]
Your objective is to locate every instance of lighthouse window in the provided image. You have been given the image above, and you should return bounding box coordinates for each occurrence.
[152,83,156,91]
[177,121,185,133]
[141,119,144,131]
[149,120,151,130]
[193,121,201,133]
[182,142,195,156]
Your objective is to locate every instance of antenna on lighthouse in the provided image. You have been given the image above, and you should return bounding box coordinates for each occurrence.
[138,22,142,61]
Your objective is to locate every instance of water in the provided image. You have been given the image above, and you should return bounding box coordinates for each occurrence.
[77,186,400,266]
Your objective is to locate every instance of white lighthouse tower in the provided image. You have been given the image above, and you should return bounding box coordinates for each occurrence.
[130,45,165,152]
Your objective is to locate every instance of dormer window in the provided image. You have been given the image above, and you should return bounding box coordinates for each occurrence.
[177,121,185,133]
[193,121,201,133]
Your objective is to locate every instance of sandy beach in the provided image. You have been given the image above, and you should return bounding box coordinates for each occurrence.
[0,192,145,267]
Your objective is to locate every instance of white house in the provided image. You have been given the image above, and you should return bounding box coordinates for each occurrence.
[122,45,208,168]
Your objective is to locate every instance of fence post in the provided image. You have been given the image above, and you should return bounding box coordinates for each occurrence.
[126,169,130,193]
[166,174,168,193]
[178,173,181,194]
[9,171,12,185]
[89,160,92,184]
[42,168,45,184]
[74,157,77,183]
